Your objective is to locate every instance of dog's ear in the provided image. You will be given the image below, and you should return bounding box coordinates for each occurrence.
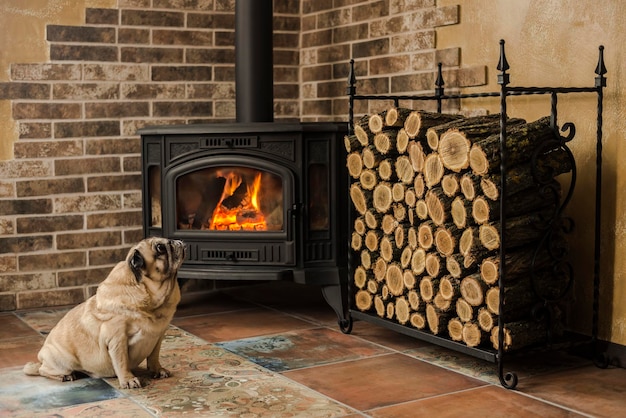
[130,249,144,282]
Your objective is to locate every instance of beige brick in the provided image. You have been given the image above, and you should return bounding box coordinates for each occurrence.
[121,83,186,100]
[0,272,56,292]
[0,160,52,179]
[54,195,122,214]
[83,64,149,81]
[411,52,436,71]
[10,63,81,81]
[123,192,142,209]
[0,219,15,235]
[13,140,83,159]
[53,83,119,101]
[18,122,52,139]
[435,47,460,67]
[18,288,85,310]
[390,0,436,15]
[391,31,435,53]
[0,256,17,273]
[0,182,14,198]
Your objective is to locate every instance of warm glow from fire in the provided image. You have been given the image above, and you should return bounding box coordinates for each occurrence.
[210,170,267,231]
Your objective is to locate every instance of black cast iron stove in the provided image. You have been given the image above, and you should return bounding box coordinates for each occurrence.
[139,0,349,321]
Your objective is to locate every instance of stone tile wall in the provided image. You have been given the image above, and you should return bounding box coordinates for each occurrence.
[0,0,481,311]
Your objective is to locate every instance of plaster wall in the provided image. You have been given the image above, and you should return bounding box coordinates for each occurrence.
[437,0,625,345]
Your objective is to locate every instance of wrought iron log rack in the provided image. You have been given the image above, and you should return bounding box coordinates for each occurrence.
[339,40,608,389]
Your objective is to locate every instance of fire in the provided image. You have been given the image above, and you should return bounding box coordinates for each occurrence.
[210,170,267,231]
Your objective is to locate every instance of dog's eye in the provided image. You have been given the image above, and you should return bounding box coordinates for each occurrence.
[155,243,167,254]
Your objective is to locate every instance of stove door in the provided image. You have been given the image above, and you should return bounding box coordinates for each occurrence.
[163,155,296,268]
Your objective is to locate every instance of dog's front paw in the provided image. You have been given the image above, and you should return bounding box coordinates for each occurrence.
[152,367,171,379]
[119,375,142,389]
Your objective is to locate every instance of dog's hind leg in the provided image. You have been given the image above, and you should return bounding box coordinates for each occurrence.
[38,361,77,382]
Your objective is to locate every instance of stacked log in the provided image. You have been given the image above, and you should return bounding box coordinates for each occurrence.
[347,108,572,352]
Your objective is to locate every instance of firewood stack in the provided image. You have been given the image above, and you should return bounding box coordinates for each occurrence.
[347,108,573,352]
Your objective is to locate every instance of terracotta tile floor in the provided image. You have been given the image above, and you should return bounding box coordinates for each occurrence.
[1,281,625,417]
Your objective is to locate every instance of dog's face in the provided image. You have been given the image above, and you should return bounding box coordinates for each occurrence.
[128,238,186,283]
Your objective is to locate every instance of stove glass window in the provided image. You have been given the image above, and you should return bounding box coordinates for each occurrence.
[175,166,283,231]
[148,166,162,228]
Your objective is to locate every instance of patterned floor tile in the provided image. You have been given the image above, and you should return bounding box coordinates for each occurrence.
[0,367,122,416]
[217,327,391,372]
[110,340,355,417]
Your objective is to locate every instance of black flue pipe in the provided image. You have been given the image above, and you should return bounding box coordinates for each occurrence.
[235,0,274,123]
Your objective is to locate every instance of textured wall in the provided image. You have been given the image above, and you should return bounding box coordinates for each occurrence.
[0,0,480,311]
[437,0,626,346]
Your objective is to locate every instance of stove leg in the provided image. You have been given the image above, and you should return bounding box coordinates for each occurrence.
[321,284,353,334]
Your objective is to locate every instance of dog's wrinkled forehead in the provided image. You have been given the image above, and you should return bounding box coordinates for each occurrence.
[128,237,174,281]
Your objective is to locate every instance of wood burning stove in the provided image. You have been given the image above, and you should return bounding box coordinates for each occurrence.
[140,122,349,319]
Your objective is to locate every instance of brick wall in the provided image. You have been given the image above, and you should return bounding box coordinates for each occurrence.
[0,0,482,311]
[300,0,486,121]
[0,0,300,310]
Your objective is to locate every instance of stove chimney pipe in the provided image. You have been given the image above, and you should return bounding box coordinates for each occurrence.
[235,0,274,123]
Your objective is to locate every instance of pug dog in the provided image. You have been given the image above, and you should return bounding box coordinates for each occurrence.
[24,237,186,389]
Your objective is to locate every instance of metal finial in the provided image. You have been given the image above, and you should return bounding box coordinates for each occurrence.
[595,46,607,88]
[595,45,607,76]
[497,39,510,86]
[497,39,510,72]
[435,62,444,89]
[346,59,356,96]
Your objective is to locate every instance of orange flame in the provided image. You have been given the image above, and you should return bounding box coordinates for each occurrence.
[210,170,267,231]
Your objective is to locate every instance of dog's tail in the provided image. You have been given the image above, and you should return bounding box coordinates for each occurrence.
[23,361,41,376]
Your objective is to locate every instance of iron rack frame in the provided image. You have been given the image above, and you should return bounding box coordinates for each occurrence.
[340,39,607,389]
